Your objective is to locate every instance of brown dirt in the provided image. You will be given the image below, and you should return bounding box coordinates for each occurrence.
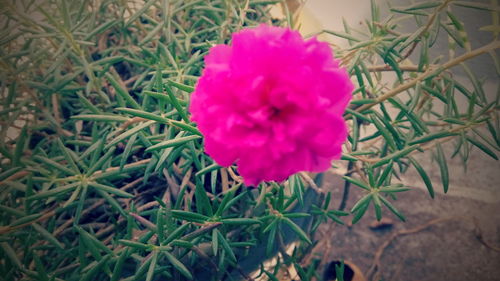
[316,156,500,281]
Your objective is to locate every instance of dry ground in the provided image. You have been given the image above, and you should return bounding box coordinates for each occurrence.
[317,147,500,281]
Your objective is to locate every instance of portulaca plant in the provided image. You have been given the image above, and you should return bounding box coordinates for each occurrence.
[0,0,498,280]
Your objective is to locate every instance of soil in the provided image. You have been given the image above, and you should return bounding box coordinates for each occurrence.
[316,149,500,281]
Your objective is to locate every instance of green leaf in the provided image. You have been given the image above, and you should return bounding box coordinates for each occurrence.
[32,223,64,250]
[10,213,42,227]
[221,218,262,225]
[372,193,382,221]
[263,270,280,281]
[33,155,76,175]
[435,144,449,193]
[345,108,372,122]
[0,204,25,217]
[105,72,141,109]
[402,1,441,11]
[452,1,500,12]
[0,242,22,268]
[80,138,103,161]
[62,184,81,208]
[335,260,345,281]
[326,212,345,225]
[134,251,154,280]
[120,133,138,171]
[86,146,116,176]
[447,11,465,32]
[409,157,434,198]
[215,229,237,262]
[13,126,28,166]
[377,161,394,187]
[32,254,49,281]
[428,14,442,47]
[167,80,194,93]
[283,213,310,219]
[214,189,236,217]
[342,176,371,190]
[466,135,498,160]
[146,135,201,152]
[293,262,308,281]
[117,108,201,136]
[194,179,213,216]
[281,217,312,244]
[351,198,370,224]
[289,174,304,206]
[111,248,131,281]
[74,183,88,224]
[488,50,500,76]
[88,182,134,198]
[71,114,129,122]
[480,25,500,33]
[105,120,155,149]
[262,218,279,233]
[170,239,194,248]
[156,208,166,242]
[379,185,410,193]
[75,226,114,256]
[140,22,164,46]
[163,78,189,123]
[56,138,80,172]
[93,158,149,180]
[390,7,427,16]
[146,250,158,281]
[171,210,209,223]
[118,239,151,250]
[350,193,372,213]
[27,182,79,200]
[81,255,112,281]
[351,116,359,151]
[181,222,222,241]
[324,30,361,42]
[349,39,375,51]
[221,190,247,214]
[379,195,406,221]
[408,131,458,145]
[373,145,418,168]
[388,97,429,133]
[164,224,190,244]
[143,90,188,106]
[421,84,446,103]
[94,188,128,217]
[461,62,486,103]
[195,163,221,177]
[371,114,397,150]
[442,118,466,125]
[0,167,23,182]
[266,221,278,257]
[397,26,425,52]
[324,192,332,209]
[124,0,160,27]
[164,251,193,279]
[486,120,500,148]
[84,20,117,40]
[384,54,403,83]
[212,229,218,256]
[371,0,379,22]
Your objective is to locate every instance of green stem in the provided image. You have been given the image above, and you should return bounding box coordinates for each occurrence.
[352,40,500,115]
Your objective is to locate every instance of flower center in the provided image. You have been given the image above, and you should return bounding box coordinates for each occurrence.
[269,106,281,118]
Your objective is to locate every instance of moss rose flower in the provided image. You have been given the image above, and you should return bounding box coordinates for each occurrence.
[189,24,353,186]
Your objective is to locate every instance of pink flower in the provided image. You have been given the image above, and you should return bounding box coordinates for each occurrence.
[189,24,353,186]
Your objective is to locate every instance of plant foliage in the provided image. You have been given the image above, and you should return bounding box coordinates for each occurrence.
[0,0,498,280]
